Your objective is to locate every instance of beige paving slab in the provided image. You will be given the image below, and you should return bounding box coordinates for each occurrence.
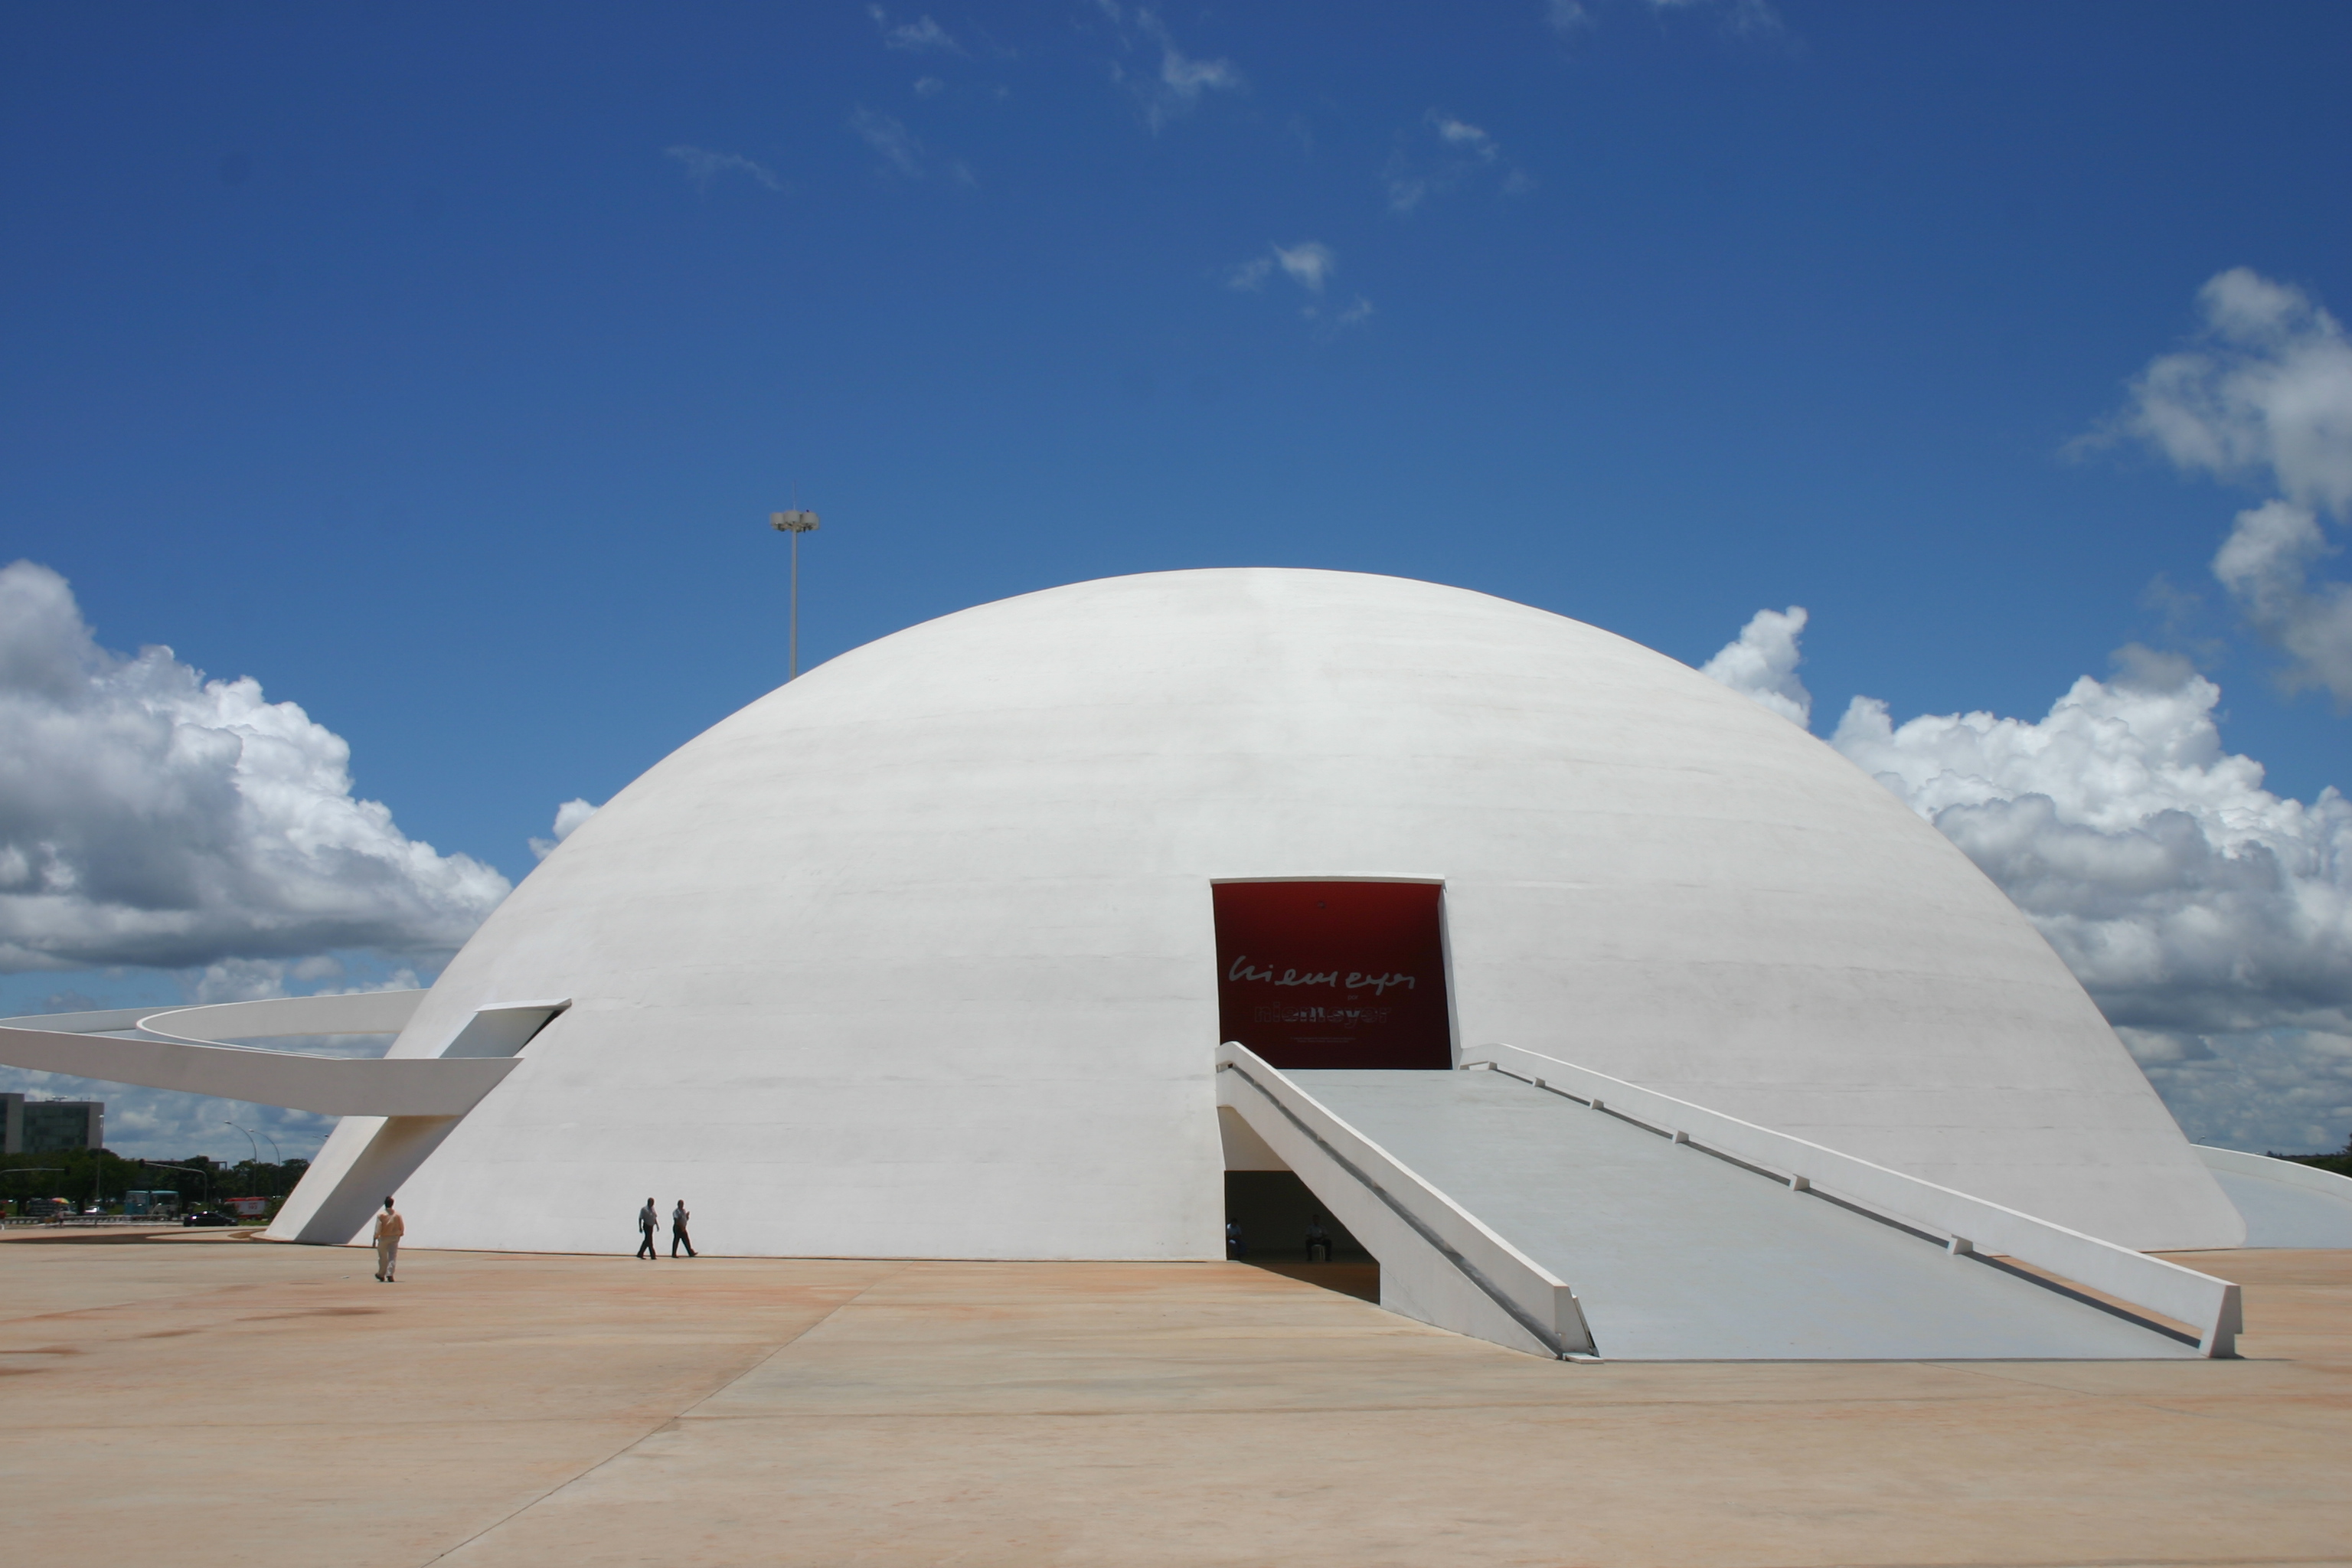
[687,1260,2024,1419]
[442,1253,2352,1568]
[0,1240,902,1566]
[2,1238,2347,1568]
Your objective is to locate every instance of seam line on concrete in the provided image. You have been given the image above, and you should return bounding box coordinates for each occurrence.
[0,1390,2082,1432]
[416,1261,913,1566]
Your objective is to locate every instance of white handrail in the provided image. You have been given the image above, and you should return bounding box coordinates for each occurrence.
[1467,1044,2241,1357]
[1216,1043,1595,1357]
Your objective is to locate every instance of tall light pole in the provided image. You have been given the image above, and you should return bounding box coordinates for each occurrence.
[148,1161,212,1207]
[770,509,820,681]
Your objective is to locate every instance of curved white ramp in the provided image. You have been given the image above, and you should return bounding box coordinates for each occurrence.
[1219,1044,2232,1361]
[2197,1146,2352,1248]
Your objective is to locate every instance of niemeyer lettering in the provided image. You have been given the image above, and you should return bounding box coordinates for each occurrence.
[1227,956,1415,995]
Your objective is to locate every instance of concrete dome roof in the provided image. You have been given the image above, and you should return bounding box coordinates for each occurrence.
[284,569,2242,1255]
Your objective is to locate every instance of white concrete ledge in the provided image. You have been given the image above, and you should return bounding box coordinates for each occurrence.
[1468,1044,2241,1357]
[1216,1042,1595,1359]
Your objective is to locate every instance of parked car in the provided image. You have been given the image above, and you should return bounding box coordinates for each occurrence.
[181,1210,238,1228]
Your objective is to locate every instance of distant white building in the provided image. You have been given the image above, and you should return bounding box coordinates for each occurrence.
[261,569,2243,1258]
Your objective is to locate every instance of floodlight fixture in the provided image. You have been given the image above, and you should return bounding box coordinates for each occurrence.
[770,509,821,681]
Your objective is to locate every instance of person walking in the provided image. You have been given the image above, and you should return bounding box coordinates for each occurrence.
[1305,1214,1332,1263]
[670,1199,697,1258]
[373,1197,404,1282]
[636,1197,659,1259]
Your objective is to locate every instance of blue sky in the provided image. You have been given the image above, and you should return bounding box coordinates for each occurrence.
[4,2,2349,1158]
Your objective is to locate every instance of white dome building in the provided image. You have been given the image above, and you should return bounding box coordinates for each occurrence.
[271,568,2243,1260]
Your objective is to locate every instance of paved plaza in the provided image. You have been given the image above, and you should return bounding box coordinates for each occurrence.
[3,1229,2347,1567]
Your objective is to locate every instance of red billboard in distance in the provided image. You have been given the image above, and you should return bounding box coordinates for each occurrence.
[1212,880,1452,1070]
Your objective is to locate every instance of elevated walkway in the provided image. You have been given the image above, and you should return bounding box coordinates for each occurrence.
[0,992,557,1117]
[1217,1044,2239,1361]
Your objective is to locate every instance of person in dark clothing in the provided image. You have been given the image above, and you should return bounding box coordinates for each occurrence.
[1305,1215,1332,1263]
[635,1197,659,1259]
[1225,1220,1246,1259]
[671,1199,697,1257]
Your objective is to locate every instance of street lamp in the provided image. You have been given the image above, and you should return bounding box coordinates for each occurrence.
[146,1161,213,1207]
[769,508,820,681]
[225,1120,260,1170]
[224,1121,261,1202]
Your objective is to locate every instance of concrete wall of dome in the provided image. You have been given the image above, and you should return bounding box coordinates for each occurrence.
[281,569,2243,1256]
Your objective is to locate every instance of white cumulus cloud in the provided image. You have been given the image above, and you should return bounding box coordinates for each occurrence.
[848,109,975,186]
[850,109,925,178]
[1097,2,1242,132]
[1700,606,2352,1149]
[664,145,782,193]
[1828,652,2352,1046]
[1224,242,1338,298]
[2111,269,2352,514]
[1273,241,1334,294]
[1385,110,1527,215]
[1383,109,1533,214]
[2096,268,2352,704]
[530,798,600,861]
[0,561,511,973]
[868,6,963,54]
[1831,650,2350,1152]
[1544,0,1591,36]
[1223,243,1370,332]
[1697,606,1810,724]
[1552,0,1786,44]
[2210,498,2352,705]
[1432,116,1498,158]
[1225,255,1273,292]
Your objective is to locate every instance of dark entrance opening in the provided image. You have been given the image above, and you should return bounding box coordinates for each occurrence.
[1223,1171,1379,1303]
[1212,880,1452,1070]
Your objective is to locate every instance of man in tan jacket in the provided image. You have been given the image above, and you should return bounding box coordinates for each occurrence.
[373,1196,404,1282]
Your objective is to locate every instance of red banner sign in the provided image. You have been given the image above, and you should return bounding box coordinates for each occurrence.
[1212,881,1452,1070]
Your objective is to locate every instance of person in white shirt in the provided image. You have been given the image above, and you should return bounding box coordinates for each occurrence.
[636,1197,658,1259]
[372,1197,404,1282]
[671,1199,697,1257]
